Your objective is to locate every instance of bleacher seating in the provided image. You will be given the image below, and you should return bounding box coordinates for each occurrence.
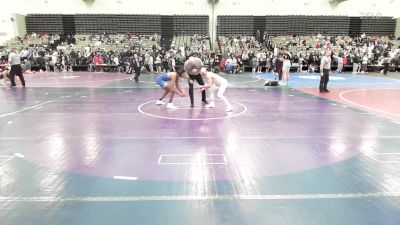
[172,35,211,52]
[217,15,396,37]
[26,14,64,34]
[217,16,254,36]
[173,15,209,36]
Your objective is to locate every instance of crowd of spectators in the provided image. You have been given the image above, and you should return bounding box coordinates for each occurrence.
[218,33,400,74]
[1,32,399,76]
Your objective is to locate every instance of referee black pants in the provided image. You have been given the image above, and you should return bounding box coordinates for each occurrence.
[383,63,389,75]
[319,69,329,92]
[8,65,25,87]
[188,74,206,105]
[133,68,141,82]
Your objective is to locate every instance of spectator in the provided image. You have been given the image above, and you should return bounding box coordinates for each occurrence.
[361,53,369,73]
[336,54,343,73]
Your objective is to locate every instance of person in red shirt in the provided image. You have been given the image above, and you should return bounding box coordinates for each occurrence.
[93,53,103,72]
[219,58,226,72]
[342,55,347,66]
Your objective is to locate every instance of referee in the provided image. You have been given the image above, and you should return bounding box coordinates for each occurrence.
[8,49,25,87]
[184,56,207,107]
[319,50,331,93]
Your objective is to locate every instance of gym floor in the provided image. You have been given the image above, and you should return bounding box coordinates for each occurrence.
[1,71,400,225]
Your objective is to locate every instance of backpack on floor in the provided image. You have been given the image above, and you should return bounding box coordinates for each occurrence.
[263,80,279,86]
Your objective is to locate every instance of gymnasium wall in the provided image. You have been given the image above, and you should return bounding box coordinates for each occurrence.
[1,0,211,45]
[0,13,16,45]
[5,0,398,16]
[1,0,400,45]
[213,0,400,17]
[396,18,400,39]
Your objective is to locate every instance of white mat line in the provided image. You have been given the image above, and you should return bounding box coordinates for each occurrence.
[0,136,399,140]
[0,156,16,167]
[0,101,53,118]
[1,192,400,202]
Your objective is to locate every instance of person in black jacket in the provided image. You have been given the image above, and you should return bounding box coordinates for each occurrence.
[352,54,360,74]
[382,52,390,76]
[132,54,141,82]
[273,55,283,81]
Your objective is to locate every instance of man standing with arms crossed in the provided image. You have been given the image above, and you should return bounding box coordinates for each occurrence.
[319,50,331,93]
[184,55,207,107]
